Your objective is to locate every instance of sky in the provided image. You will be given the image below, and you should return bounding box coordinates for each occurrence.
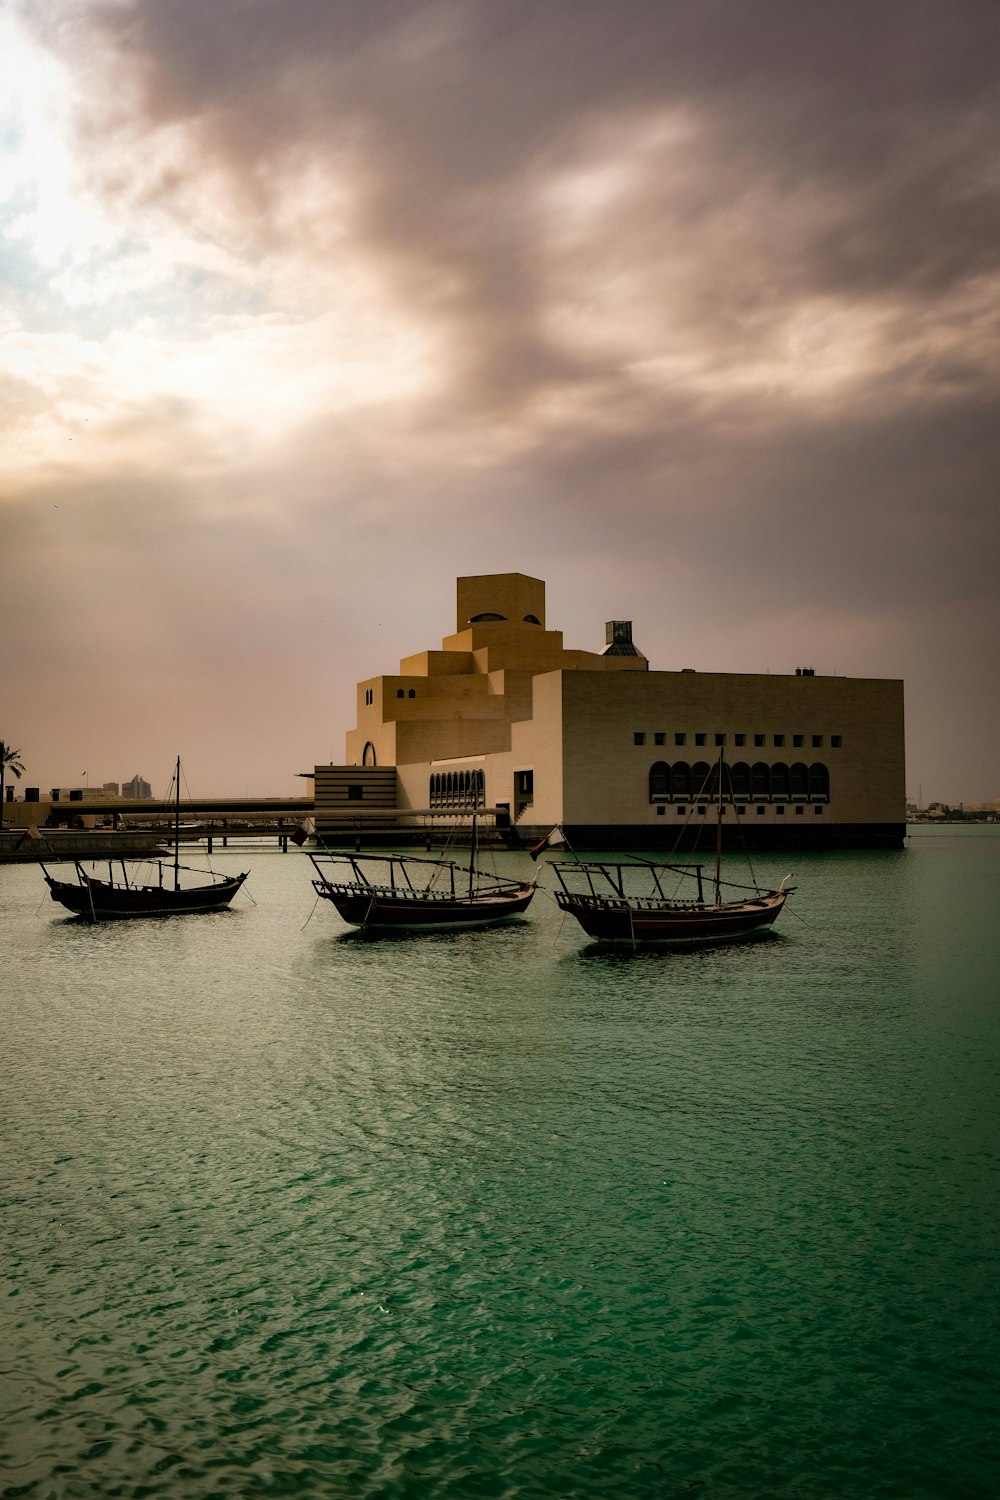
[2,0,998,806]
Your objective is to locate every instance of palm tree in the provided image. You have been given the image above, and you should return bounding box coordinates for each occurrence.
[0,741,26,824]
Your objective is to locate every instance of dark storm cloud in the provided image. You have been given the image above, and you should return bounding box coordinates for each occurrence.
[72,0,1000,289]
[62,0,999,500]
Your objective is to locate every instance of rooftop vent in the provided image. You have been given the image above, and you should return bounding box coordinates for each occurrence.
[603,620,643,657]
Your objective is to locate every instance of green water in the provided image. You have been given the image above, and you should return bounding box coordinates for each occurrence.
[2,829,998,1497]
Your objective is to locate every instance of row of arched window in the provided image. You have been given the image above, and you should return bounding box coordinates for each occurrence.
[429,769,486,808]
[649,761,830,802]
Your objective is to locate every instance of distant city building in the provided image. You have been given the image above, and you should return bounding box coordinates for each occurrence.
[50,784,122,803]
[122,774,152,800]
[316,572,906,850]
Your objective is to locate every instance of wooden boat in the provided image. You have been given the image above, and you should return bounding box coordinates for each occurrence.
[42,758,249,921]
[544,750,794,945]
[550,858,791,944]
[308,810,535,931]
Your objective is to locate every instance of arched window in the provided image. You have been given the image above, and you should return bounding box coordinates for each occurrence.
[523,614,541,624]
[751,762,770,798]
[649,761,670,799]
[469,612,507,622]
[809,763,830,800]
[475,769,485,805]
[730,761,751,798]
[396,689,404,699]
[408,689,416,698]
[771,762,790,798]
[790,762,809,798]
[692,762,712,799]
[671,761,692,798]
[362,741,377,767]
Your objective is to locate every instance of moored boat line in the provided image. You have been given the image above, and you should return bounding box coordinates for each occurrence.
[32,762,795,941]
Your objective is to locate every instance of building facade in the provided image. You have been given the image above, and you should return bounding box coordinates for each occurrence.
[320,572,905,849]
[122,774,153,800]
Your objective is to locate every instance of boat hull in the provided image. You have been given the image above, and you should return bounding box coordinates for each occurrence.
[316,884,535,930]
[44,870,248,920]
[555,890,787,944]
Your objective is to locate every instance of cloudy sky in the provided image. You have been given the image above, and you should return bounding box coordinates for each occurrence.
[2,0,997,804]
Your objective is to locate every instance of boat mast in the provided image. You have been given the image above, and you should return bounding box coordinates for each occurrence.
[173,755,181,891]
[714,748,724,906]
[468,784,478,897]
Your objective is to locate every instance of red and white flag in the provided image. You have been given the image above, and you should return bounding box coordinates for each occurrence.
[529,826,566,861]
[291,816,316,846]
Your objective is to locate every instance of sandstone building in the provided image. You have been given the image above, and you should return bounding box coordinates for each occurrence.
[316,572,905,849]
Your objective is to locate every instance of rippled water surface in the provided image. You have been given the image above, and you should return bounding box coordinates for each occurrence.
[2,830,999,1497]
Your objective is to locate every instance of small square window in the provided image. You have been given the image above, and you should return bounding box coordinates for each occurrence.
[812,735,823,748]
[734,733,746,747]
[756,806,765,815]
[695,733,706,746]
[676,805,687,815]
[754,733,765,747]
[795,805,804,815]
[814,805,824,815]
[656,805,665,816]
[347,785,363,801]
[831,735,842,748]
[774,734,784,747]
[776,805,785,815]
[698,806,706,816]
[793,734,804,748]
[736,805,746,815]
[654,732,666,746]
[634,732,646,745]
[715,733,726,746]
[675,732,686,746]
